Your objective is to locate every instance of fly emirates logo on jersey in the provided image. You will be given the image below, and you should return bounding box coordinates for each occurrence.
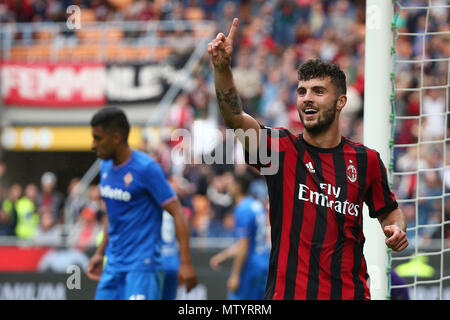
[298,183,360,217]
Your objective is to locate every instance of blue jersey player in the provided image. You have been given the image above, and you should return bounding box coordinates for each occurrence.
[161,210,180,300]
[210,173,270,300]
[86,107,197,300]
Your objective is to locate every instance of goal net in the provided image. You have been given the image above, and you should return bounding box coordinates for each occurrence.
[389,0,450,300]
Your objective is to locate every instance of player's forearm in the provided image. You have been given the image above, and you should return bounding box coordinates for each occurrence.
[230,238,248,278]
[175,218,193,264]
[171,204,193,264]
[163,199,193,264]
[96,223,109,256]
[213,67,244,129]
[215,243,238,263]
[378,208,407,232]
[221,243,238,261]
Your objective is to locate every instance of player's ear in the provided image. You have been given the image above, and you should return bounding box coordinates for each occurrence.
[112,131,122,144]
[336,94,347,111]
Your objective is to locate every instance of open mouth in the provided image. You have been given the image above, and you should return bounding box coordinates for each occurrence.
[304,108,318,115]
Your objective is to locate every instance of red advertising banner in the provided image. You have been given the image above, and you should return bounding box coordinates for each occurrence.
[0,246,51,272]
[1,62,106,107]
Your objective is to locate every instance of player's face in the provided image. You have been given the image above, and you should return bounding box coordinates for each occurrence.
[297,77,341,134]
[91,125,117,160]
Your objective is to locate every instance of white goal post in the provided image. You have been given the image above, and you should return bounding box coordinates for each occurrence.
[364,0,450,300]
[363,0,394,300]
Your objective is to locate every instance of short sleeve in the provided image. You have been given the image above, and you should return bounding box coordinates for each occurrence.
[364,151,398,218]
[142,161,176,206]
[243,125,286,176]
[234,205,253,239]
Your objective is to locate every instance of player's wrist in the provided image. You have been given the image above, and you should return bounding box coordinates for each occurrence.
[180,259,193,266]
[94,250,105,258]
[213,64,232,74]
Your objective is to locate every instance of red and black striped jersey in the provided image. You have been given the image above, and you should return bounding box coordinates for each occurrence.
[245,126,398,300]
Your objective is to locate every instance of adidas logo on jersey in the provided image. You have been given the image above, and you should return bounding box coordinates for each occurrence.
[100,185,132,202]
[305,161,315,173]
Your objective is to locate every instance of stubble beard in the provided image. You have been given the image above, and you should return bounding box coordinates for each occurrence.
[300,99,338,135]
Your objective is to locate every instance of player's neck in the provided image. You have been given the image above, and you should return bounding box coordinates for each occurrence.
[303,126,341,149]
[113,144,132,166]
[234,194,245,205]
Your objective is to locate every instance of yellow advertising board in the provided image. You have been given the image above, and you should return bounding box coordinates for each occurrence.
[1,126,143,151]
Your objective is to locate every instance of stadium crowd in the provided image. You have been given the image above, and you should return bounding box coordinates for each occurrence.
[0,0,448,250]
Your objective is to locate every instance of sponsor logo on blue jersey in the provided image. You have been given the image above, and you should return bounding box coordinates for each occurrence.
[100,184,132,202]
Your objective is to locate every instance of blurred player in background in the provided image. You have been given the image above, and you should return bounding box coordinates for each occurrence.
[209,173,270,300]
[208,18,408,300]
[161,210,180,300]
[86,107,197,300]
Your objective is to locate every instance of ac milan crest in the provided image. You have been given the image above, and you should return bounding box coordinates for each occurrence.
[346,161,357,183]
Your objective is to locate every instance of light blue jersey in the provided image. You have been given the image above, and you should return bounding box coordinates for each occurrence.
[99,150,176,272]
[229,196,270,300]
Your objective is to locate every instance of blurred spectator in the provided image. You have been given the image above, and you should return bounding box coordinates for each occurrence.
[207,172,233,232]
[232,51,262,116]
[418,171,442,245]
[396,147,421,200]
[0,184,21,237]
[328,0,355,37]
[248,177,268,204]
[262,86,291,128]
[64,177,84,225]
[67,184,105,250]
[0,161,8,200]
[189,76,211,120]
[33,209,63,246]
[166,93,194,130]
[169,174,195,219]
[401,203,416,247]
[422,88,446,141]
[308,1,327,36]
[258,68,281,117]
[36,171,64,224]
[443,197,450,248]
[191,194,211,237]
[15,183,39,239]
[272,0,299,47]
[216,1,239,36]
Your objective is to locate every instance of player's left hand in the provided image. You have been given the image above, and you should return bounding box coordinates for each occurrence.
[384,225,408,252]
[178,262,198,292]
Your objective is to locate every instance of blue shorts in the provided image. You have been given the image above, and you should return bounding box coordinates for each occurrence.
[228,266,268,300]
[161,269,178,300]
[95,266,163,300]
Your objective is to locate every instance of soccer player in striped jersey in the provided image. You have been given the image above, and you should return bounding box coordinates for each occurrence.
[86,107,197,300]
[208,18,408,300]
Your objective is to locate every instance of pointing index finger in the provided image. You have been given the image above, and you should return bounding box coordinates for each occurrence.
[227,18,239,43]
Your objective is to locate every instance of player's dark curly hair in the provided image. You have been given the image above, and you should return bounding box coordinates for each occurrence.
[90,107,130,141]
[297,59,347,96]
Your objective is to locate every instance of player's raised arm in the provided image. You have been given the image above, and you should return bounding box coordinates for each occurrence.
[208,18,261,152]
